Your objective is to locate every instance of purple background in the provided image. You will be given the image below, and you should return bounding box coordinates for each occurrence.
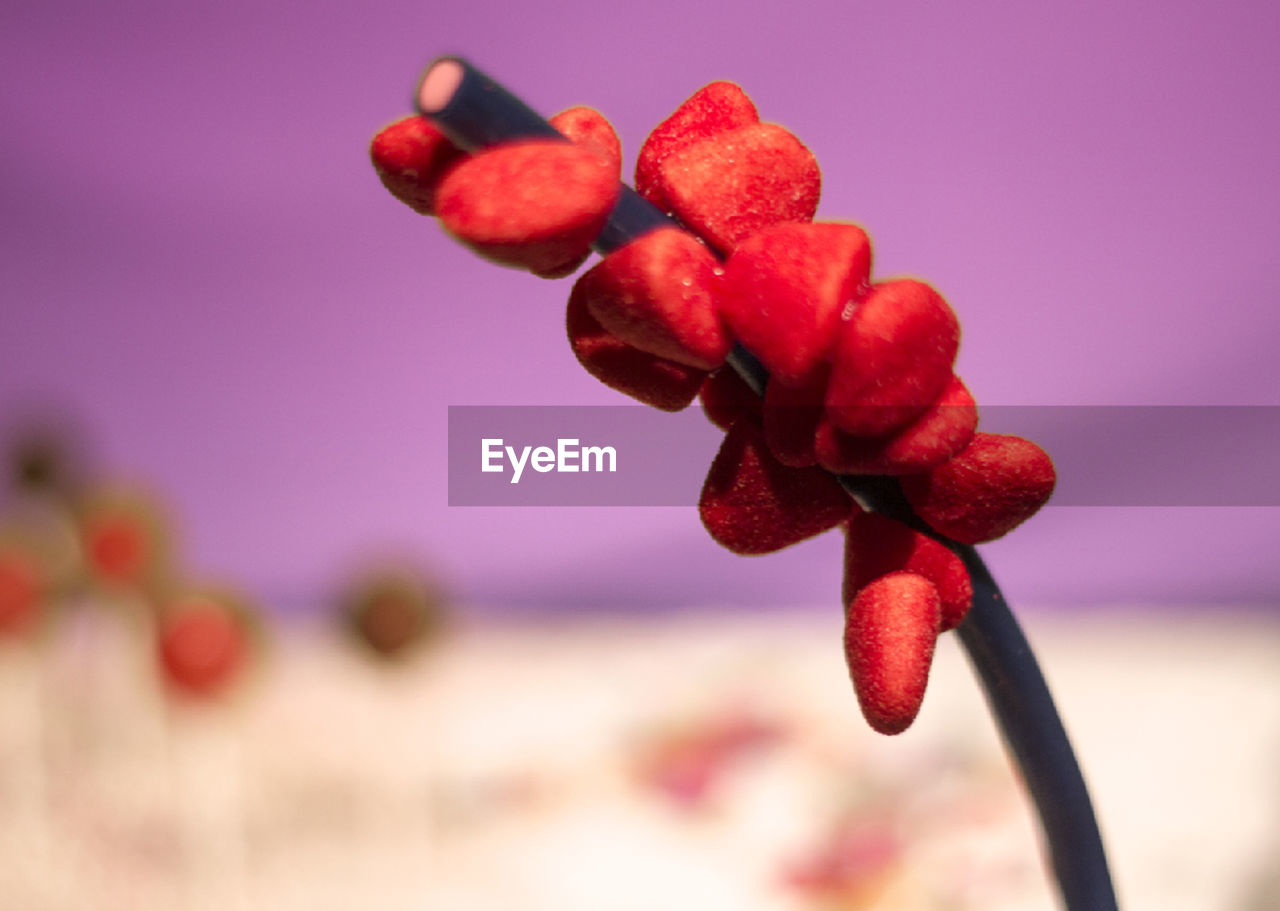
[3,0,1278,613]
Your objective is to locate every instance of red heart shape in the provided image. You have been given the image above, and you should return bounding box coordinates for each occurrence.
[578,228,731,370]
[635,81,759,210]
[657,123,821,254]
[719,222,872,387]
[816,375,977,475]
[436,140,619,275]
[566,281,706,411]
[900,433,1057,544]
[699,421,854,555]
[825,280,960,437]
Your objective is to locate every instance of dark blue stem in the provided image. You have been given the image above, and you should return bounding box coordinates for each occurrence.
[416,55,1119,911]
[957,551,1119,911]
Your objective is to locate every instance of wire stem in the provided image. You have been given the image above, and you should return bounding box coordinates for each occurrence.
[957,550,1119,911]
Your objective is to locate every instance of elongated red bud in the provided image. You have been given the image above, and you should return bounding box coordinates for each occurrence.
[843,513,972,631]
[844,572,941,735]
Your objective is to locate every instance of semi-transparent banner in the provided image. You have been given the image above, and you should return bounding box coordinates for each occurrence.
[447,405,1280,507]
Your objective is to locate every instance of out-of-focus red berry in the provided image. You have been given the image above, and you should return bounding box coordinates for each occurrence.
[157,596,248,697]
[84,513,149,584]
[0,545,43,637]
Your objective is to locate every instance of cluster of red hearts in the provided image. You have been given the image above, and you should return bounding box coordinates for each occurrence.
[370,82,1056,735]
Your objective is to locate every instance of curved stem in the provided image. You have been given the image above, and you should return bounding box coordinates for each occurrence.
[414,55,1120,910]
[957,548,1119,911]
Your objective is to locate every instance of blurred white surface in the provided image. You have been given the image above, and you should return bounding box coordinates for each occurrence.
[0,606,1277,910]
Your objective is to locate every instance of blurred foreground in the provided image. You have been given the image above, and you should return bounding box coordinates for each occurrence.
[0,605,1276,910]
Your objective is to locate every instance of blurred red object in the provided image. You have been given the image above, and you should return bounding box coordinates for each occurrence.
[635,708,785,809]
[156,593,252,697]
[0,539,44,638]
[77,487,174,594]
